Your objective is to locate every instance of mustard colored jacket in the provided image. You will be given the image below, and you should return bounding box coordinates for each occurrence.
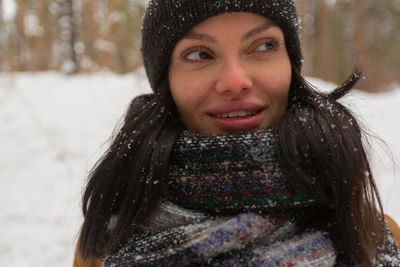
[73,215,400,267]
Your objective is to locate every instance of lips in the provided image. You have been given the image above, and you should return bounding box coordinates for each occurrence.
[208,102,265,131]
[213,110,257,118]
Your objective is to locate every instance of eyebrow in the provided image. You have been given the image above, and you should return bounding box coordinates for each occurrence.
[241,21,274,41]
[183,21,275,44]
[184,32,218,43]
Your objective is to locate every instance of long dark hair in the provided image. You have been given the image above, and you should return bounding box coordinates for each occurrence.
[279,67,384,265]
[79,68,385,265]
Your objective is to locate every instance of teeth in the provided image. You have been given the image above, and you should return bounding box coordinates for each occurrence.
[216,110,256,118]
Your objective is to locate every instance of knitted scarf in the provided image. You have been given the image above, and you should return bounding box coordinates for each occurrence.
[104,129,400,266]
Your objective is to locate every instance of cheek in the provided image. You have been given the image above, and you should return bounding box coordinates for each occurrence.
[271,74,291,113]
[274,72,291,116]
[273,73,291,96]
[169,73,209,113]
[252,56,292,91]
[258,69,291,98]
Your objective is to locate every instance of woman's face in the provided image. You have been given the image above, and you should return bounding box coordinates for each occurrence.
[169,12,292,134]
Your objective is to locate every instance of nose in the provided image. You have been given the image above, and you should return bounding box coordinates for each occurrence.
[215,60,252,96]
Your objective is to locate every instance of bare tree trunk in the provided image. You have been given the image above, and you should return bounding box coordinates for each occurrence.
[59,0,79,74]
[0,0,2,25]
[296,0,316,75]
[296,0,307,70]
[315,0,331,80]
[0,0,3,71]
[34,0,49,70]
[79,0,98,72]
[16,0,27,71]
[28,0,40,71]
[354,0,366,67]
[97,0,114,71]
[354,0,369,90]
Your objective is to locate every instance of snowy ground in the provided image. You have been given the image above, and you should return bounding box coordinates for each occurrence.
[0,70,399,266]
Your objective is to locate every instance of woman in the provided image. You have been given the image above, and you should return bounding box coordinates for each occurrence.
[75,0,400,266]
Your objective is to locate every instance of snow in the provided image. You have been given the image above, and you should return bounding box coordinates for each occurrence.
[0,70,399,266]
[0,70,151,266]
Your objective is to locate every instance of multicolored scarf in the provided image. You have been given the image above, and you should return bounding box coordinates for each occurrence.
[104,129,400,266]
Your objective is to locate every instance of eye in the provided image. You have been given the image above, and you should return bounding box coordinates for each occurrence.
[183,48,214,62]
[251,38,280,53]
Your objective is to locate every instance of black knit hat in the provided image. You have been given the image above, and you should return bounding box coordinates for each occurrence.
[142,0,302,91]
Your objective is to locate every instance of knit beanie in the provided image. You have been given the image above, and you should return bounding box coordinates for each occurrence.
[141,0,302,91]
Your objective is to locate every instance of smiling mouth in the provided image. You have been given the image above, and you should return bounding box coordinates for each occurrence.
[211,110,260,118]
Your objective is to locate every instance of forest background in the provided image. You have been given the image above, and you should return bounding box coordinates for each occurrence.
[0,0,399,92]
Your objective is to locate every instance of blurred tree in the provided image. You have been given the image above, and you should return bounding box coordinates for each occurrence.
[330,1,353,84]
[354,0,367,90]
[25,0,48,71]
[314,0,331,80]
[79,0,100,71]
[363,0,400,91]
[95,0,114,71]
[59,0,79,74]
[1,0,398,90]
[0,0,3,70]
[296,0,315,74]
[297,0,399,92]
[35,0,51,70]
[354,0,366,66]
[15,0,27,70]
[45,0,63,70]
[109,0,144,73]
